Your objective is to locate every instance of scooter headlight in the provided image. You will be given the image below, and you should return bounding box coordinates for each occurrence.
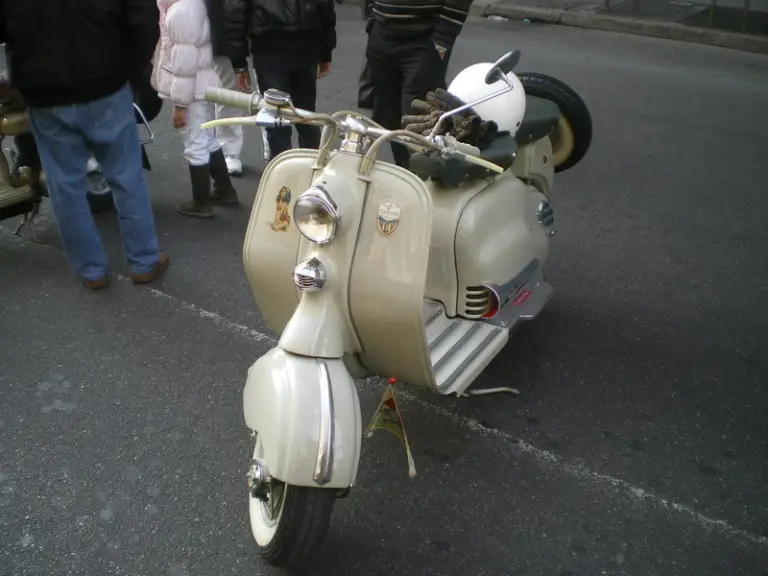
[293,186,340,244]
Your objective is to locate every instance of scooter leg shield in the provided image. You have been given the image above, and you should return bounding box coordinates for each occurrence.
[244,348,362,490]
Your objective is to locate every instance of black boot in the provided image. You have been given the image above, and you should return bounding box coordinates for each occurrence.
[209,148,239,205]
[176,164,214,219]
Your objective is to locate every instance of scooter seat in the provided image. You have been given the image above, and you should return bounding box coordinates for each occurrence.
[408,133,518,187]
[480,133,518,170]
[516,95,561,145]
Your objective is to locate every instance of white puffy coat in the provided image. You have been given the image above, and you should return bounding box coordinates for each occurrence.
[151,0,220,108]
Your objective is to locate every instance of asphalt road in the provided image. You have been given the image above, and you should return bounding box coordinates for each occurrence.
[2,7,767,576]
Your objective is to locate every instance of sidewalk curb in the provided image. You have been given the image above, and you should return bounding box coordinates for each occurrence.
[483,2,768,54]
[339,0,768,54]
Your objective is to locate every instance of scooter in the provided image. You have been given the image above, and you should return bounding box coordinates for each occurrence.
[0,93,157,239]
[201,50,591,567]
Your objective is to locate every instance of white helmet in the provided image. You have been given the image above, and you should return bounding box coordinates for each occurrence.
[447,63,526,136]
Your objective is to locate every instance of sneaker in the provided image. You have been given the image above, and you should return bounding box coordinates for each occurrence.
[86,156,100,174]
[225,155,243,176]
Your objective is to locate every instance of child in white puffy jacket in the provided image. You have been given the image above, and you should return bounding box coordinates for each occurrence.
[152,0,238,219]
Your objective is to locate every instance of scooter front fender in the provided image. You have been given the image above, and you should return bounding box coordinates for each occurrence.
[244,347,362,489]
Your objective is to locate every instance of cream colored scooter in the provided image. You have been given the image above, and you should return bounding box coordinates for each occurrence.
[202,51,589,567]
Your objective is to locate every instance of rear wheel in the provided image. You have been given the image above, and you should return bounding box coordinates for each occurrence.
[248,437,337,567]
[518,72,592,173]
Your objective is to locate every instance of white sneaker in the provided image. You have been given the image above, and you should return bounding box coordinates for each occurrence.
[225,155,243,176]
[86,156,100,174]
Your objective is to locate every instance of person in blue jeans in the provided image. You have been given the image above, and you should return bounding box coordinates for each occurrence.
[0,0,169,290]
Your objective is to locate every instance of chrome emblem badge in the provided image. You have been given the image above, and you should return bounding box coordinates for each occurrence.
[377,201,401,236]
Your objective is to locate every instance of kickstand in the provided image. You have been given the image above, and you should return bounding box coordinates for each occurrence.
[13,202,42,243]
[456,386,520,398]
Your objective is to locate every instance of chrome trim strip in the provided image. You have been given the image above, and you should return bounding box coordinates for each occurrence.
[440,327,502,391]
[482,258,538,312]
[313,360,335,486]
[432,322,483,374]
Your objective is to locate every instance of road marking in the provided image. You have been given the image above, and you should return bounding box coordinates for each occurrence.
[125,275,768,551]
[128,279,276,345]
[399,392,768,549]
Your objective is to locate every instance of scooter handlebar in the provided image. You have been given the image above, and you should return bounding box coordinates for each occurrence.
[204,88,259,111]
[200,89,504,173]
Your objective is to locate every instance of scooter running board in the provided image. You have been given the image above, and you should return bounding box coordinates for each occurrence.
[423,302,509,397]
[422,273,554,397]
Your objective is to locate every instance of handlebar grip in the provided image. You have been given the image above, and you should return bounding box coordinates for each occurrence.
[203,88,257,111]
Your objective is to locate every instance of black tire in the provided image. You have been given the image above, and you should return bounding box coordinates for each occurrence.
[87,191,115,214]
[517,72,592,173]
[258,485,337,567]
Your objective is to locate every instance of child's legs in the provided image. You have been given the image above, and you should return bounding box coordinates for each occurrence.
[213,56,244,157]
[182,101,220,167]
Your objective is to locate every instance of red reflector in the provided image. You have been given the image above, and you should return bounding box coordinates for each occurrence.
[512,289,532,306]
[482,290,500,319]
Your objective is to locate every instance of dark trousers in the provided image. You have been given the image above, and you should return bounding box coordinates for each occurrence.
[365,22,444,168]
[254,65,321,158]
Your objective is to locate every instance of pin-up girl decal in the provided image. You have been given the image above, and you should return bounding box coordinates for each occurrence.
[270,186,292,232]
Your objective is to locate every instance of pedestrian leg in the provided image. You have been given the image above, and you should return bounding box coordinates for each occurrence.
[28,105,109,282]
[254,67,294,158]
[84,84,164,277]
[395,35,443,168]
[291,66,321,150]
[213,55,244,175]
[176,100,219,218]
[436,48,453,90]
[366,24,409,167]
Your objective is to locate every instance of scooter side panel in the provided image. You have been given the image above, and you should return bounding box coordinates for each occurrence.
[424,179,489,316]
[511,138,555,196]
[244,348,362,489]
[242,150,318,336]
[348,161,436,390]
[455,172,551,315]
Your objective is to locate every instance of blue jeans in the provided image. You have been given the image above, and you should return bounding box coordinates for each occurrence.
[29,84,161,280]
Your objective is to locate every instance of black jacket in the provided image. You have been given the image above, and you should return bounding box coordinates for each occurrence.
[0,0,159,108]
[369,0,473,50]
[205,0,228,57]
[223,0,336,70]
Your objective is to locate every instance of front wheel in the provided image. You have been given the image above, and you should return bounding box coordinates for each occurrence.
[248,438,337,567]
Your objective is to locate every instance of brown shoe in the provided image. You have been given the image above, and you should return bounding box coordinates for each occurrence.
[83,275,111,290]
[176,200,214,219]
[131,252,170,285]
